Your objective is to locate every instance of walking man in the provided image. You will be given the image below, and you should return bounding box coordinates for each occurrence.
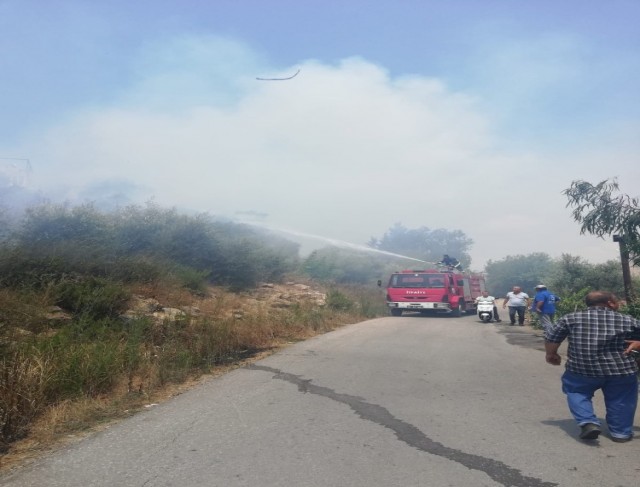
[544,291,640,442]
[533,284,559,331]
[503,286,529,325]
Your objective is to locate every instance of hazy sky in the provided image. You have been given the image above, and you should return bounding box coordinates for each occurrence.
[1,0,639,269]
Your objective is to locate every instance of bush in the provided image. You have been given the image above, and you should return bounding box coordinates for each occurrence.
[622,300,640,319]
[107,256,164,283]
[43,341,122,399]
[167,265,210,294]
[326,288,354,311]
[0,247,67,290]
[555,288,590,317]
[54,277,130,320]
[0,202,300,292]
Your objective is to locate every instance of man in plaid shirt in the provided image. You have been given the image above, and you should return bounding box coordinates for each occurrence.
[544,291,640,442]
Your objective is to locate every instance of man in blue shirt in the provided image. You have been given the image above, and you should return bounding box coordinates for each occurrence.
[533,284,559,331]
[545,291,640,442]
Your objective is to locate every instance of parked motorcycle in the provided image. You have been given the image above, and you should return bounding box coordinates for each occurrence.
[477,302,494,323]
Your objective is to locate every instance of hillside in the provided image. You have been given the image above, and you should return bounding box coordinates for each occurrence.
[0,277,382,472]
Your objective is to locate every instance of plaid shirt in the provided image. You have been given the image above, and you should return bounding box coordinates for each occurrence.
[545,306,640,377]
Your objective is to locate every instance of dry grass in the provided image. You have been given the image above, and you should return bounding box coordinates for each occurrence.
[0,281,379,473]
[0,337,288,472]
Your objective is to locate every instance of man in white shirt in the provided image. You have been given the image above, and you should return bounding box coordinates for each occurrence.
[502,286,530,326]
[475,290,502,322]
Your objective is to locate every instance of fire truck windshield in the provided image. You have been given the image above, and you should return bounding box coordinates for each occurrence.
[390,274,446,288]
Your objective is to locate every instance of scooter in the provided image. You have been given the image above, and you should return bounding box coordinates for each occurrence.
[477,302,494,323]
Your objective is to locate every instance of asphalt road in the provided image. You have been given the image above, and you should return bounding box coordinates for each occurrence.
[2,313,639,486]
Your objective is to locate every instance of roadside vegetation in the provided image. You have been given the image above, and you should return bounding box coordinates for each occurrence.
[485,178,640,322]
[0,202,387,462]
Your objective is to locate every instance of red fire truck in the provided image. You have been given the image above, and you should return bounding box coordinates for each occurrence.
[380,268,486,317]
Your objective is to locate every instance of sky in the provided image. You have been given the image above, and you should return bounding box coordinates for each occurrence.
[1,0,639,270]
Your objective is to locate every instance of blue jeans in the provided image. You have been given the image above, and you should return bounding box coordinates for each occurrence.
[508,306,526,324]
[561,370,638,438]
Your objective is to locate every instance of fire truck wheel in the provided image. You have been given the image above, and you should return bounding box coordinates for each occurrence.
[390,308,403,317]
[451,305,462,317]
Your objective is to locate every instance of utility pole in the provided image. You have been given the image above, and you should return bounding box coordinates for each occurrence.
[613,234,634,303]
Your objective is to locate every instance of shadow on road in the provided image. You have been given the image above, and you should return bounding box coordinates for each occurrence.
[496,325,547,352]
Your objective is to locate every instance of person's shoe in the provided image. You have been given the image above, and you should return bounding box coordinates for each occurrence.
[579,423,601,440]
[610,435,632,443]
[495,319,502,323]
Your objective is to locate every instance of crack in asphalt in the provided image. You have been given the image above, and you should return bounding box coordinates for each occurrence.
[248,364,557,487]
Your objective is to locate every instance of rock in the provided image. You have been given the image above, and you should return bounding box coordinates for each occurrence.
[180,305,202,316]
[152,308,186,323]
[128,296,163,313]
[45,306,73,322]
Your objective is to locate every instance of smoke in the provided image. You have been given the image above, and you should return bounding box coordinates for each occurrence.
[2,35,630,268]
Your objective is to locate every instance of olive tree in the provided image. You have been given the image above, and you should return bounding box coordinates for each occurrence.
[564,179,640,265]
[546,254,624,298]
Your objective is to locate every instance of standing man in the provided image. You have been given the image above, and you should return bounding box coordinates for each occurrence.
[533,284,559,331]
[503,286,529,326]
[475,290,502,323]
[545,291,640,442]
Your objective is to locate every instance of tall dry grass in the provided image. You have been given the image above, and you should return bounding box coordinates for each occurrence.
[1,283,384,461]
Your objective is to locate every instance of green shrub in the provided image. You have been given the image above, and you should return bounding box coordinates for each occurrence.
[35,318,125,396]
[0,248,66,290]
[54,277,130,319]
[555,288,590,317]
[167,265,210,293]
[326,288,354,311]
[621,299,640,319]
[47,341,122,398]
[107,256,164,283]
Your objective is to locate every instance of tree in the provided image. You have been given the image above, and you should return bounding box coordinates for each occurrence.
[546,254,624,298]
[368,223,473,269]
[564,179,640,266]
[484,253,554,297]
